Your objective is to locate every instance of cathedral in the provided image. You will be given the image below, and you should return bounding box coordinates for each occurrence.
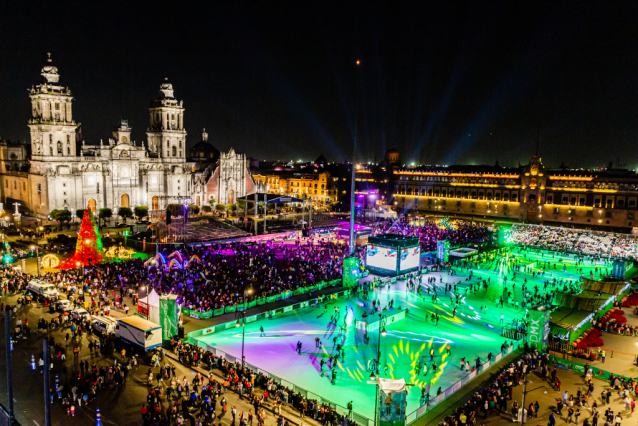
[0,54,255,218]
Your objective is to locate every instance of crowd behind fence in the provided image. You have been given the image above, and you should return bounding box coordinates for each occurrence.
[188,282,522,426]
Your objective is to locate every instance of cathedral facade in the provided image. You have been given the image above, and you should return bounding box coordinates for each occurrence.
[0,54,256,218]
[23,55,195,217]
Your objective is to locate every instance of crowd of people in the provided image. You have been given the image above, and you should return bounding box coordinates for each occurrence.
[371,218,487,252]
[0,236,349,315]
[509,225,638,260]
[170,340,350,426]
[439,348,551,426]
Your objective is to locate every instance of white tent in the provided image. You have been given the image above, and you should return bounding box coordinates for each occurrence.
[379,378,406,394]
[145,289,161,324]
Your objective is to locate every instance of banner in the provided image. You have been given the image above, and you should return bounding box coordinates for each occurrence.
[527,309,550,351]
[160,297,178,341]
[138,300,149,317]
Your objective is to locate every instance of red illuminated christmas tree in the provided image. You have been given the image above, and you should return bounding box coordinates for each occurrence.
[59,209,105,269]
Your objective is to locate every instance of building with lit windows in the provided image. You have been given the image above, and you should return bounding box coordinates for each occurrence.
[393,155,638,232]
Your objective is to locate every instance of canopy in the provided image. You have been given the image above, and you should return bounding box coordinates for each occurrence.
[238,193,304,204]
[379,378,406,393]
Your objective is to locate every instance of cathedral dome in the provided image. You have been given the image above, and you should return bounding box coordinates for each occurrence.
[315,153,328,166]
[190,128,220,161]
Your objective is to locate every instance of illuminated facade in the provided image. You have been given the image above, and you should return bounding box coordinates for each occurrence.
[252,171,336,204]
[1,54,195,217]
[394,156,638,231]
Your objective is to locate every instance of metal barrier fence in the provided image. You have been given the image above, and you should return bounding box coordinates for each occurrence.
[502,326,526,341]
[0,403,17,426]
[405,344,520,425]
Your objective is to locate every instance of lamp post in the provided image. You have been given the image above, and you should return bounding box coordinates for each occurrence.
[235,284,253,367]
[370,314,387,426]
[31,245,40,276]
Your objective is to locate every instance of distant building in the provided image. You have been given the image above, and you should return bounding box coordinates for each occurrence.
[393,155,638,232]
[385,149,400,166]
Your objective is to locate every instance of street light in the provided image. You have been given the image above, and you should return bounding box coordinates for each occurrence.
[236,311,246,368]
[31,245,40,276]
[372,314,388,426]
[235,283,253,368]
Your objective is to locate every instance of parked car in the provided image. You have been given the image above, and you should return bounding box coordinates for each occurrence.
[56,299,73,312]
[71,308,90,320]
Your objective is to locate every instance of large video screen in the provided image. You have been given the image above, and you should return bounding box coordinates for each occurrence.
[366,245,397,271]
[399,246,420,271]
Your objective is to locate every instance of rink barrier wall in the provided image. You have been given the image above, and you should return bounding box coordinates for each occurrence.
[183,267,429,322]
[405,345,519,425]
[181,278,342,319]
[548,355,638,381]
[187,288,352,342]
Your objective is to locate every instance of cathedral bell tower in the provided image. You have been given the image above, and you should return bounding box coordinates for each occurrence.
[146,78,187,159]
[28,53,77,159]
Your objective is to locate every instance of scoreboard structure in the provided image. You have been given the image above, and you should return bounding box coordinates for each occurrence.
[366,234,420,277]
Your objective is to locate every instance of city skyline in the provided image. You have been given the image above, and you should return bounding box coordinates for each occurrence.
[1,2,637,168]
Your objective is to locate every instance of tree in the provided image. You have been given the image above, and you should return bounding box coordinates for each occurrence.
[201,205,212,213]
[134,205,149,220]
[59,209,104,269]
[190,204,200,216]
[237,201,246,210]
[76,209,87,221]
[166,204,185,218]
[215,203,225,213]
[118,207,133,222]
[209,197,216,205]
[50,209,72,225]
[98,208,112,228]
[227,204,237,216]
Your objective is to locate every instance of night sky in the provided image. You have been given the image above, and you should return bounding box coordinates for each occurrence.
[1,2,637,168]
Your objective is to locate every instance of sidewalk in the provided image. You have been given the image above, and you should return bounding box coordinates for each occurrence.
[412,348,523,426]
[164,349,323,426]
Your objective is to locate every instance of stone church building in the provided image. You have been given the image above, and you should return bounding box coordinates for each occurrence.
[0,54,255,218]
